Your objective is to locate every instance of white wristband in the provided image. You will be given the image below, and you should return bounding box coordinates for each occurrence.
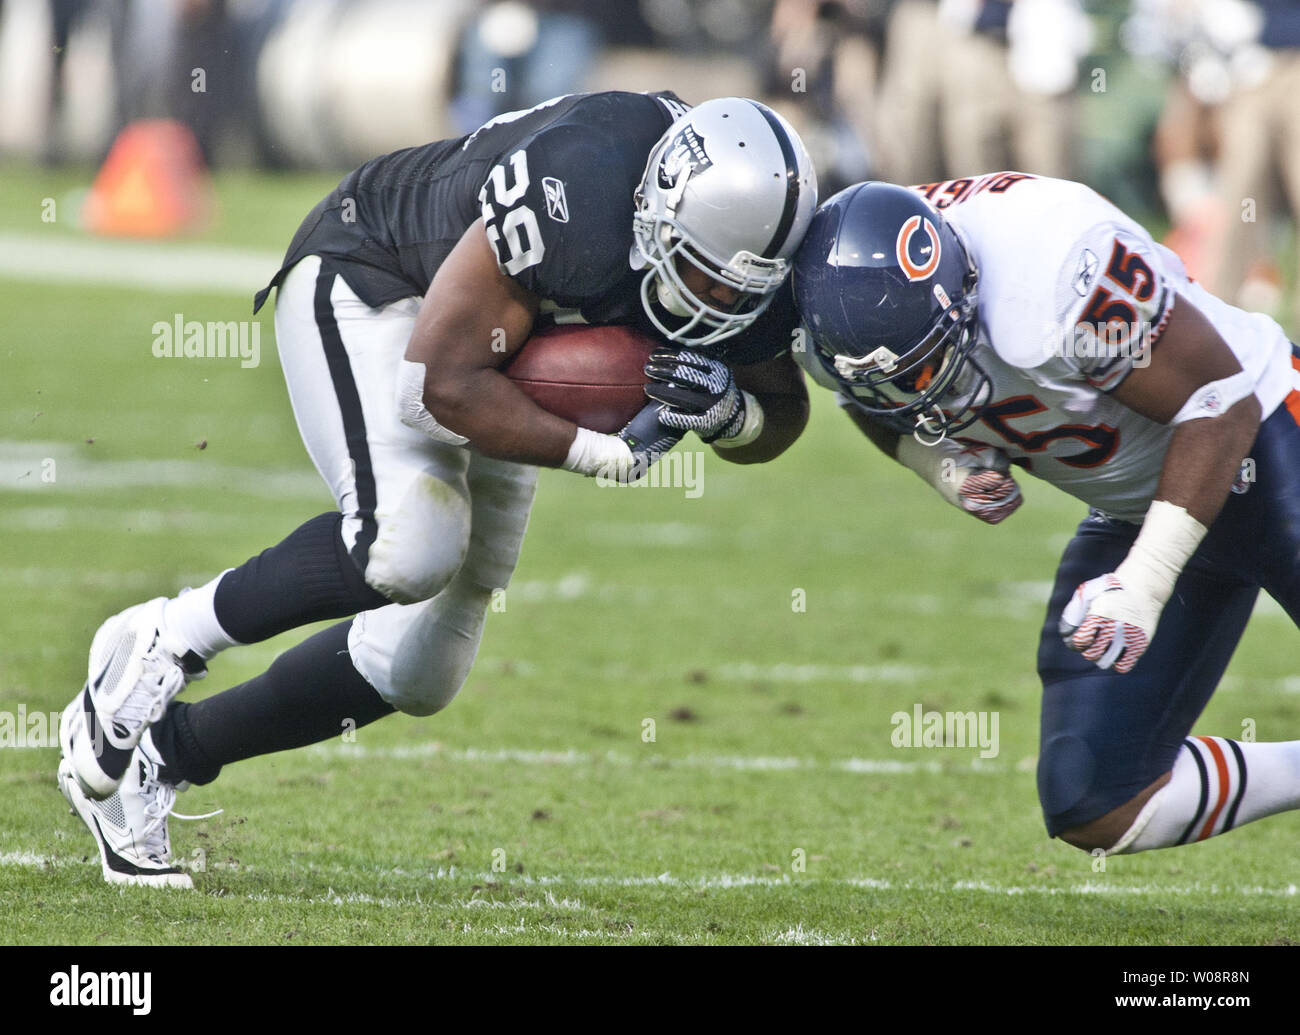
[396,359,469,446]
[712,391,765,449]
[1114,499,1208,607]
[562,426,634,477]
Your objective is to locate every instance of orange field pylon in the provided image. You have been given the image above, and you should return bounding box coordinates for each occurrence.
[83,119,214,237]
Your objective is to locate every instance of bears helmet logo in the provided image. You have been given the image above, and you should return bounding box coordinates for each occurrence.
[895,214,941,282]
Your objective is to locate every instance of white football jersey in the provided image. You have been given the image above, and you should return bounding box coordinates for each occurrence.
[800,173,1294,522]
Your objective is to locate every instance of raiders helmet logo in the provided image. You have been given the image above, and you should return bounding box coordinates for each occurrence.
[657,125,713,190]
[896,215,941,282]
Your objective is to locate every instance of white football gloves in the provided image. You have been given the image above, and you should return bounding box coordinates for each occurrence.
[1059,500,1208,674]
[895,436,1023,525]
[1058,573,1159,673]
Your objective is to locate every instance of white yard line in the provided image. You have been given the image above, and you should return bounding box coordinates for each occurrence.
[0,232,281,295]
[5,849,1296,900]
[306,741,1013,773]
[715,661,926,684]
[0,440,325,498]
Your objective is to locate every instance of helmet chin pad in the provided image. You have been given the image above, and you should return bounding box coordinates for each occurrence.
[655,273,693,317]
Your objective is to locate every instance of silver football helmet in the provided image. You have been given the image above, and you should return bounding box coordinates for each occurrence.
[632,98,818,351]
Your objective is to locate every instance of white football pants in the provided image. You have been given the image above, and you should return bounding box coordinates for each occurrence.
[273,255,538,715]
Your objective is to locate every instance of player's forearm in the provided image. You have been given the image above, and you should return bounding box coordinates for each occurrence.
[1150,394,1261,526]
[711,391,808,464]
[424,369,577,467]
[1112,394,1262,614]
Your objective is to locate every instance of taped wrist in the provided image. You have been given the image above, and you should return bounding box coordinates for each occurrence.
[397,359,469,446]
[712,391,765,448]
[562,426,635,477]
[1114,499,1207,608]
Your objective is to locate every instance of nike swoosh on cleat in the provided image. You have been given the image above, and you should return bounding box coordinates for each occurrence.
[90,815,182,878]
[91,815,140,876]
[82,690,133,775]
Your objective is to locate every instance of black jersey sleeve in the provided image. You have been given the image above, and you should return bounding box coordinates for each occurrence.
[478,122,639,306]
[720,280,801,366]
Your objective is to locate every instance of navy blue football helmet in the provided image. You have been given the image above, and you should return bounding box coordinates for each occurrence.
[792,182,988,440]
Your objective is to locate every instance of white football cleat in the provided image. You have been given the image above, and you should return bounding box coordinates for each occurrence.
[57,731,197,889]
[60,597,201,800]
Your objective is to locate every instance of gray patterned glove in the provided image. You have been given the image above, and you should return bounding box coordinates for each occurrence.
[643,348,747,443]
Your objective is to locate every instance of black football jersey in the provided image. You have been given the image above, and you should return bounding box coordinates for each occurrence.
[254,90,795,366]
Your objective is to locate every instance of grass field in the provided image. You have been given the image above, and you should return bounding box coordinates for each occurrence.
[1,164,1298,946]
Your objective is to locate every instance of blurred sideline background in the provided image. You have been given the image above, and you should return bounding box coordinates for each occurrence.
[0,0,1298,332]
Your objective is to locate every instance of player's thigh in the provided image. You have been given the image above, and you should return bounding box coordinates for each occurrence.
[458,453,540,591]
[348,457,538,715]
[274,256,358,509]
[1236,395,1300,625]
[274,255,473,601]
[1036,515,1258,837]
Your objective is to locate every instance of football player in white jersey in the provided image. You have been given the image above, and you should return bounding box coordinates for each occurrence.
[792,175,1300,857]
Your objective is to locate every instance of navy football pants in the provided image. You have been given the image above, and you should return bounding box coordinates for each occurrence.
[1036,397,1300,836]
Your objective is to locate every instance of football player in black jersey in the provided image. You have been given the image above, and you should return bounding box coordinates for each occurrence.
[57,92,818,885]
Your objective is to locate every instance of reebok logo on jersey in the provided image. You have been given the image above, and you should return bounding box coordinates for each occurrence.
[1073,248,1099,295]
[542,177,569,223]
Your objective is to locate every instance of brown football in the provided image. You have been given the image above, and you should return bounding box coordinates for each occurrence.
[503,322,655,434]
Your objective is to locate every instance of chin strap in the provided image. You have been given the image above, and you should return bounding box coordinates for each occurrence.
[912,408,948,446]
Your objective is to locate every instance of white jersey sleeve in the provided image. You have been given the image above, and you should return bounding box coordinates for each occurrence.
[1048,224,1175,392]
[929,173,1291,521]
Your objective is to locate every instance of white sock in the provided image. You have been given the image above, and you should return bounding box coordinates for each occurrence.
[1113,736,1300,853]
[161,570,241,660]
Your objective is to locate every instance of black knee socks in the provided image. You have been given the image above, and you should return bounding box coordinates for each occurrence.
[151,621,396,785]
[213,512,390,645]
